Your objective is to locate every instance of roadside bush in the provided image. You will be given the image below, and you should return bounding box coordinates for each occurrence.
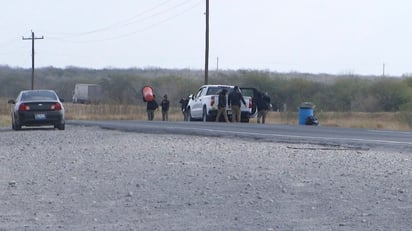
[3,66,412,113]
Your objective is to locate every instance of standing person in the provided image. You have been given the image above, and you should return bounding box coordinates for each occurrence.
[146,95,158,121]
[179,97,189,121]
[255,91,270,124]
[160,94,170,121]
[228,86,246,122]
[263,92,271,110]
[215,89,229,122]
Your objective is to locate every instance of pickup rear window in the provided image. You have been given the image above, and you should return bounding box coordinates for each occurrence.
[206,87,232,95]
[239,88,255,98]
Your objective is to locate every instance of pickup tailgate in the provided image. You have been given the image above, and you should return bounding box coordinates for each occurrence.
[240,87,258,116]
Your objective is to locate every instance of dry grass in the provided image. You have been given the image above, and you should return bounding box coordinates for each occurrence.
[64,103,184,121]
[0,115,10,128]
[260,111,410,131]
[0,99,11,127]
[1,100,411,131]
[315,111,408,130]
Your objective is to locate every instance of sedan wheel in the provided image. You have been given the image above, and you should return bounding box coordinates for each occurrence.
[12,117,21,130]
[13,123,21,131]
[55,123,65,130]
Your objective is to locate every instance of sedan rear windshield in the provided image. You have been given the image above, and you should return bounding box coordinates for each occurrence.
[21,91,57,101]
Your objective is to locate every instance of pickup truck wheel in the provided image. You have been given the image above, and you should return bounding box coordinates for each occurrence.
[188,108,194,121]
[202,107,207,122]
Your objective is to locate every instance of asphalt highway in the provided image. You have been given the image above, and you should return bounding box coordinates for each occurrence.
[68,120,412,152]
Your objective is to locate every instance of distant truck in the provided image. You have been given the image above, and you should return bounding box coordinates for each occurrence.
[72,84,102,104]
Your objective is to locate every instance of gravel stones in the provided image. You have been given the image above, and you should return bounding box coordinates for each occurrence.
[0,126,411,230]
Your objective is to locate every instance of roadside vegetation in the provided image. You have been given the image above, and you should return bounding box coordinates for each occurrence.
[1,101,410,130]
[1,65,412,130]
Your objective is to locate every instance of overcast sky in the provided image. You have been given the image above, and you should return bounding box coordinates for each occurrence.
[1,0,411,76]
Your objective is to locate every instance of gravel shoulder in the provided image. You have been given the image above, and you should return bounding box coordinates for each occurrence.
[1,125,411,230]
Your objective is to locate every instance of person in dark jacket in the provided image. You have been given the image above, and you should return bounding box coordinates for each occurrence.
[160,94,170,121]
[228,86,246,122]
[179,97,189,121]
[215,89,229,122]
[146,95,158,121]
[255,91,271,124]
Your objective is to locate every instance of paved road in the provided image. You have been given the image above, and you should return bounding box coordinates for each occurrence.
[68,120,412,152]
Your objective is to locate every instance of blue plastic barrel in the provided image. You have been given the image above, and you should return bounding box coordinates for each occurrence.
[298,103,314,125]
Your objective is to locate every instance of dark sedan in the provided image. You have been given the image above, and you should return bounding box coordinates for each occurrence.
[8,90,65,130]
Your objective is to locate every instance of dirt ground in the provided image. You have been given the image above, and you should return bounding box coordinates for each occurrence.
[0,126,411,230]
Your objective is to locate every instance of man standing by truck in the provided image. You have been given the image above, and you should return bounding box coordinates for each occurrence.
[179,96,189,121]
[255,91,271,124]
[228,86,246,122]
[215,89,229,122]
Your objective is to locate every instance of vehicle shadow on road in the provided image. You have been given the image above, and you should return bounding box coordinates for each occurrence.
[0,127,59,132]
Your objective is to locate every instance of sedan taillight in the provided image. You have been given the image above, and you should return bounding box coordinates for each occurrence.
[51,103,62,111]
[18,103,30,111]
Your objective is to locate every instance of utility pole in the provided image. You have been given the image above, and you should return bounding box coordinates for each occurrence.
[204,0,209,84]
[382,63,385,77]
[23,31,44,90]
[215,56,219,78]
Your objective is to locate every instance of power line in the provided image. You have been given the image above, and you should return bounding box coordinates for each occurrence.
[12,1,201,70]
[22,31,44,90]
[47,0,202,44]
[46,0,199,40]
[54,0,173,37]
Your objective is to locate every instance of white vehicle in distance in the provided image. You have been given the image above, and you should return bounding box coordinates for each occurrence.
[187,85,257,122]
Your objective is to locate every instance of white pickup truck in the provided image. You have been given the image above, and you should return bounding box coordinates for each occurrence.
[187,85,257,122]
